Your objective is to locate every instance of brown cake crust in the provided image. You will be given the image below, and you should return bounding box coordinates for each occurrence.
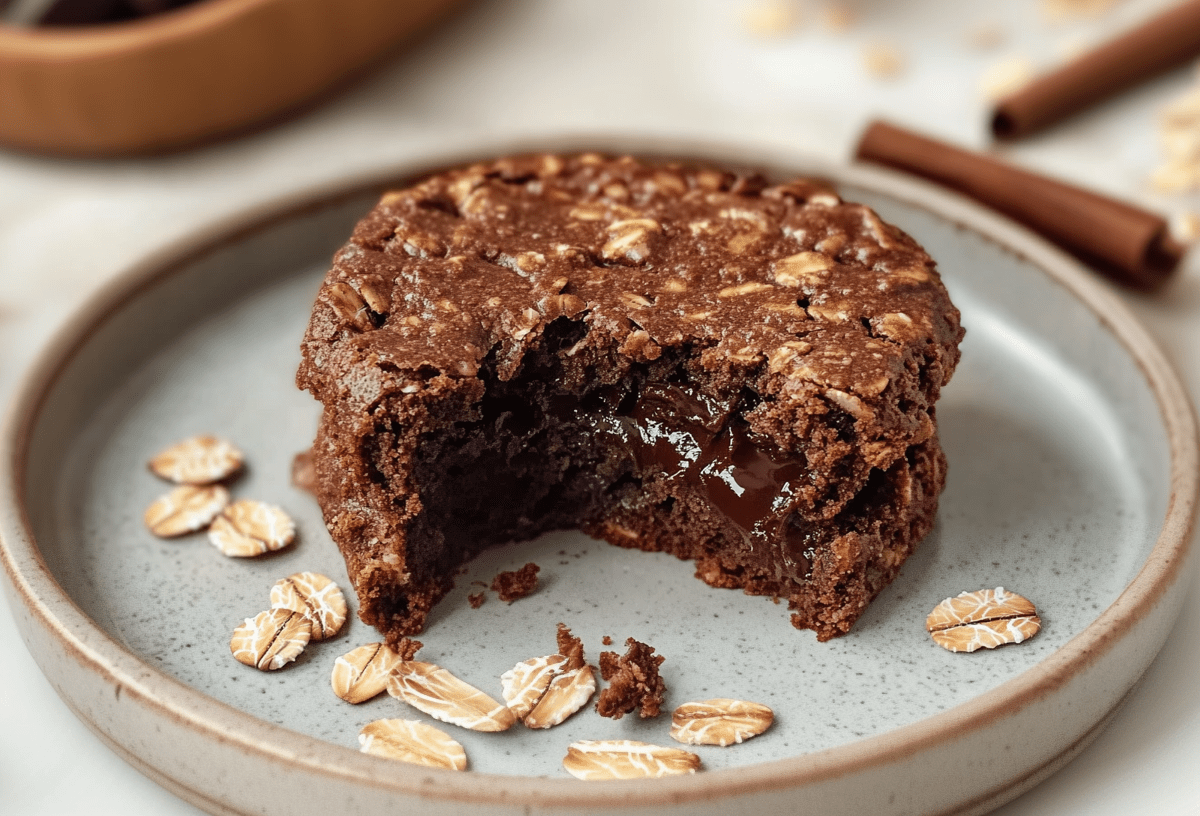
[296,153,963,647]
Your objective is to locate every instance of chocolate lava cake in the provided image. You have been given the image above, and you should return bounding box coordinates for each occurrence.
[296,153,963,646]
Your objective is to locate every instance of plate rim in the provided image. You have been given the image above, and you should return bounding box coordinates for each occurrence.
[1,136,1196,810]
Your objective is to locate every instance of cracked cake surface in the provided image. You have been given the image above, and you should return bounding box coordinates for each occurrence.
[296,152,963,647]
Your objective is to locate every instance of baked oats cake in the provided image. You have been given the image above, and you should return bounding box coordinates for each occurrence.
[296,153,963,647]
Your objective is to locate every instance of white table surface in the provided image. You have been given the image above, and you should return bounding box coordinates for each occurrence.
[2,1,1199,813]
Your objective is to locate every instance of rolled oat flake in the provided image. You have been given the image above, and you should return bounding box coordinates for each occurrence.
[148,435,243,485]
[208,499,295,557]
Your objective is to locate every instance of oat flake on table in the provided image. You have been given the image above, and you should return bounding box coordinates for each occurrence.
[742,0,802,37]
[979,56,1036,102]
[1152,82,1200,194]
[863,41,905,79]
[1040,0,1122,21]
[819,3,856,32]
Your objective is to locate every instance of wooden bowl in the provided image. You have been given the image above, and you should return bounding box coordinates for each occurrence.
[0,0,463,156]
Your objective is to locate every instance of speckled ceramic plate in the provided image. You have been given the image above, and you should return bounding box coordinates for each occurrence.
[1,140,1196,816]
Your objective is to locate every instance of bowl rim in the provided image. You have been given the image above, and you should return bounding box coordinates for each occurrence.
[0,136,1196,809]
[0,0,282,55]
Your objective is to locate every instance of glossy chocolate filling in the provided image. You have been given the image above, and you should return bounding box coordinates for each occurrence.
[638,386,801,534]
[557,382,813,576]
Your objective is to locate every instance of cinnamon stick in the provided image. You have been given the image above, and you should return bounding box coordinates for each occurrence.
[992,0,1200,140]
[856,121,1183,290]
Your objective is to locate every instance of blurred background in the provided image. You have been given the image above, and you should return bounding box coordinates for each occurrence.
[1,1,1198,814]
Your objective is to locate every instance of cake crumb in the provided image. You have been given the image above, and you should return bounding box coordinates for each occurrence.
[491,563,541,602]
[602,635,613,646]
[596,638,666,720]
[556,623,587,671]
[394,637,423,662]
[290,449,317,495]
[467,592,485,609]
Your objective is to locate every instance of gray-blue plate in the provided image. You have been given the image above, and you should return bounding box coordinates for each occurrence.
[1,141,1195,816]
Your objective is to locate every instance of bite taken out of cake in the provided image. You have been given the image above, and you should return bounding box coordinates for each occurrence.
[296,153,964,649]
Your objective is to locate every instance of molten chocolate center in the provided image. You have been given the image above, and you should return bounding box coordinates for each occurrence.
[563,383,809,570]
[626,384,804,543]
